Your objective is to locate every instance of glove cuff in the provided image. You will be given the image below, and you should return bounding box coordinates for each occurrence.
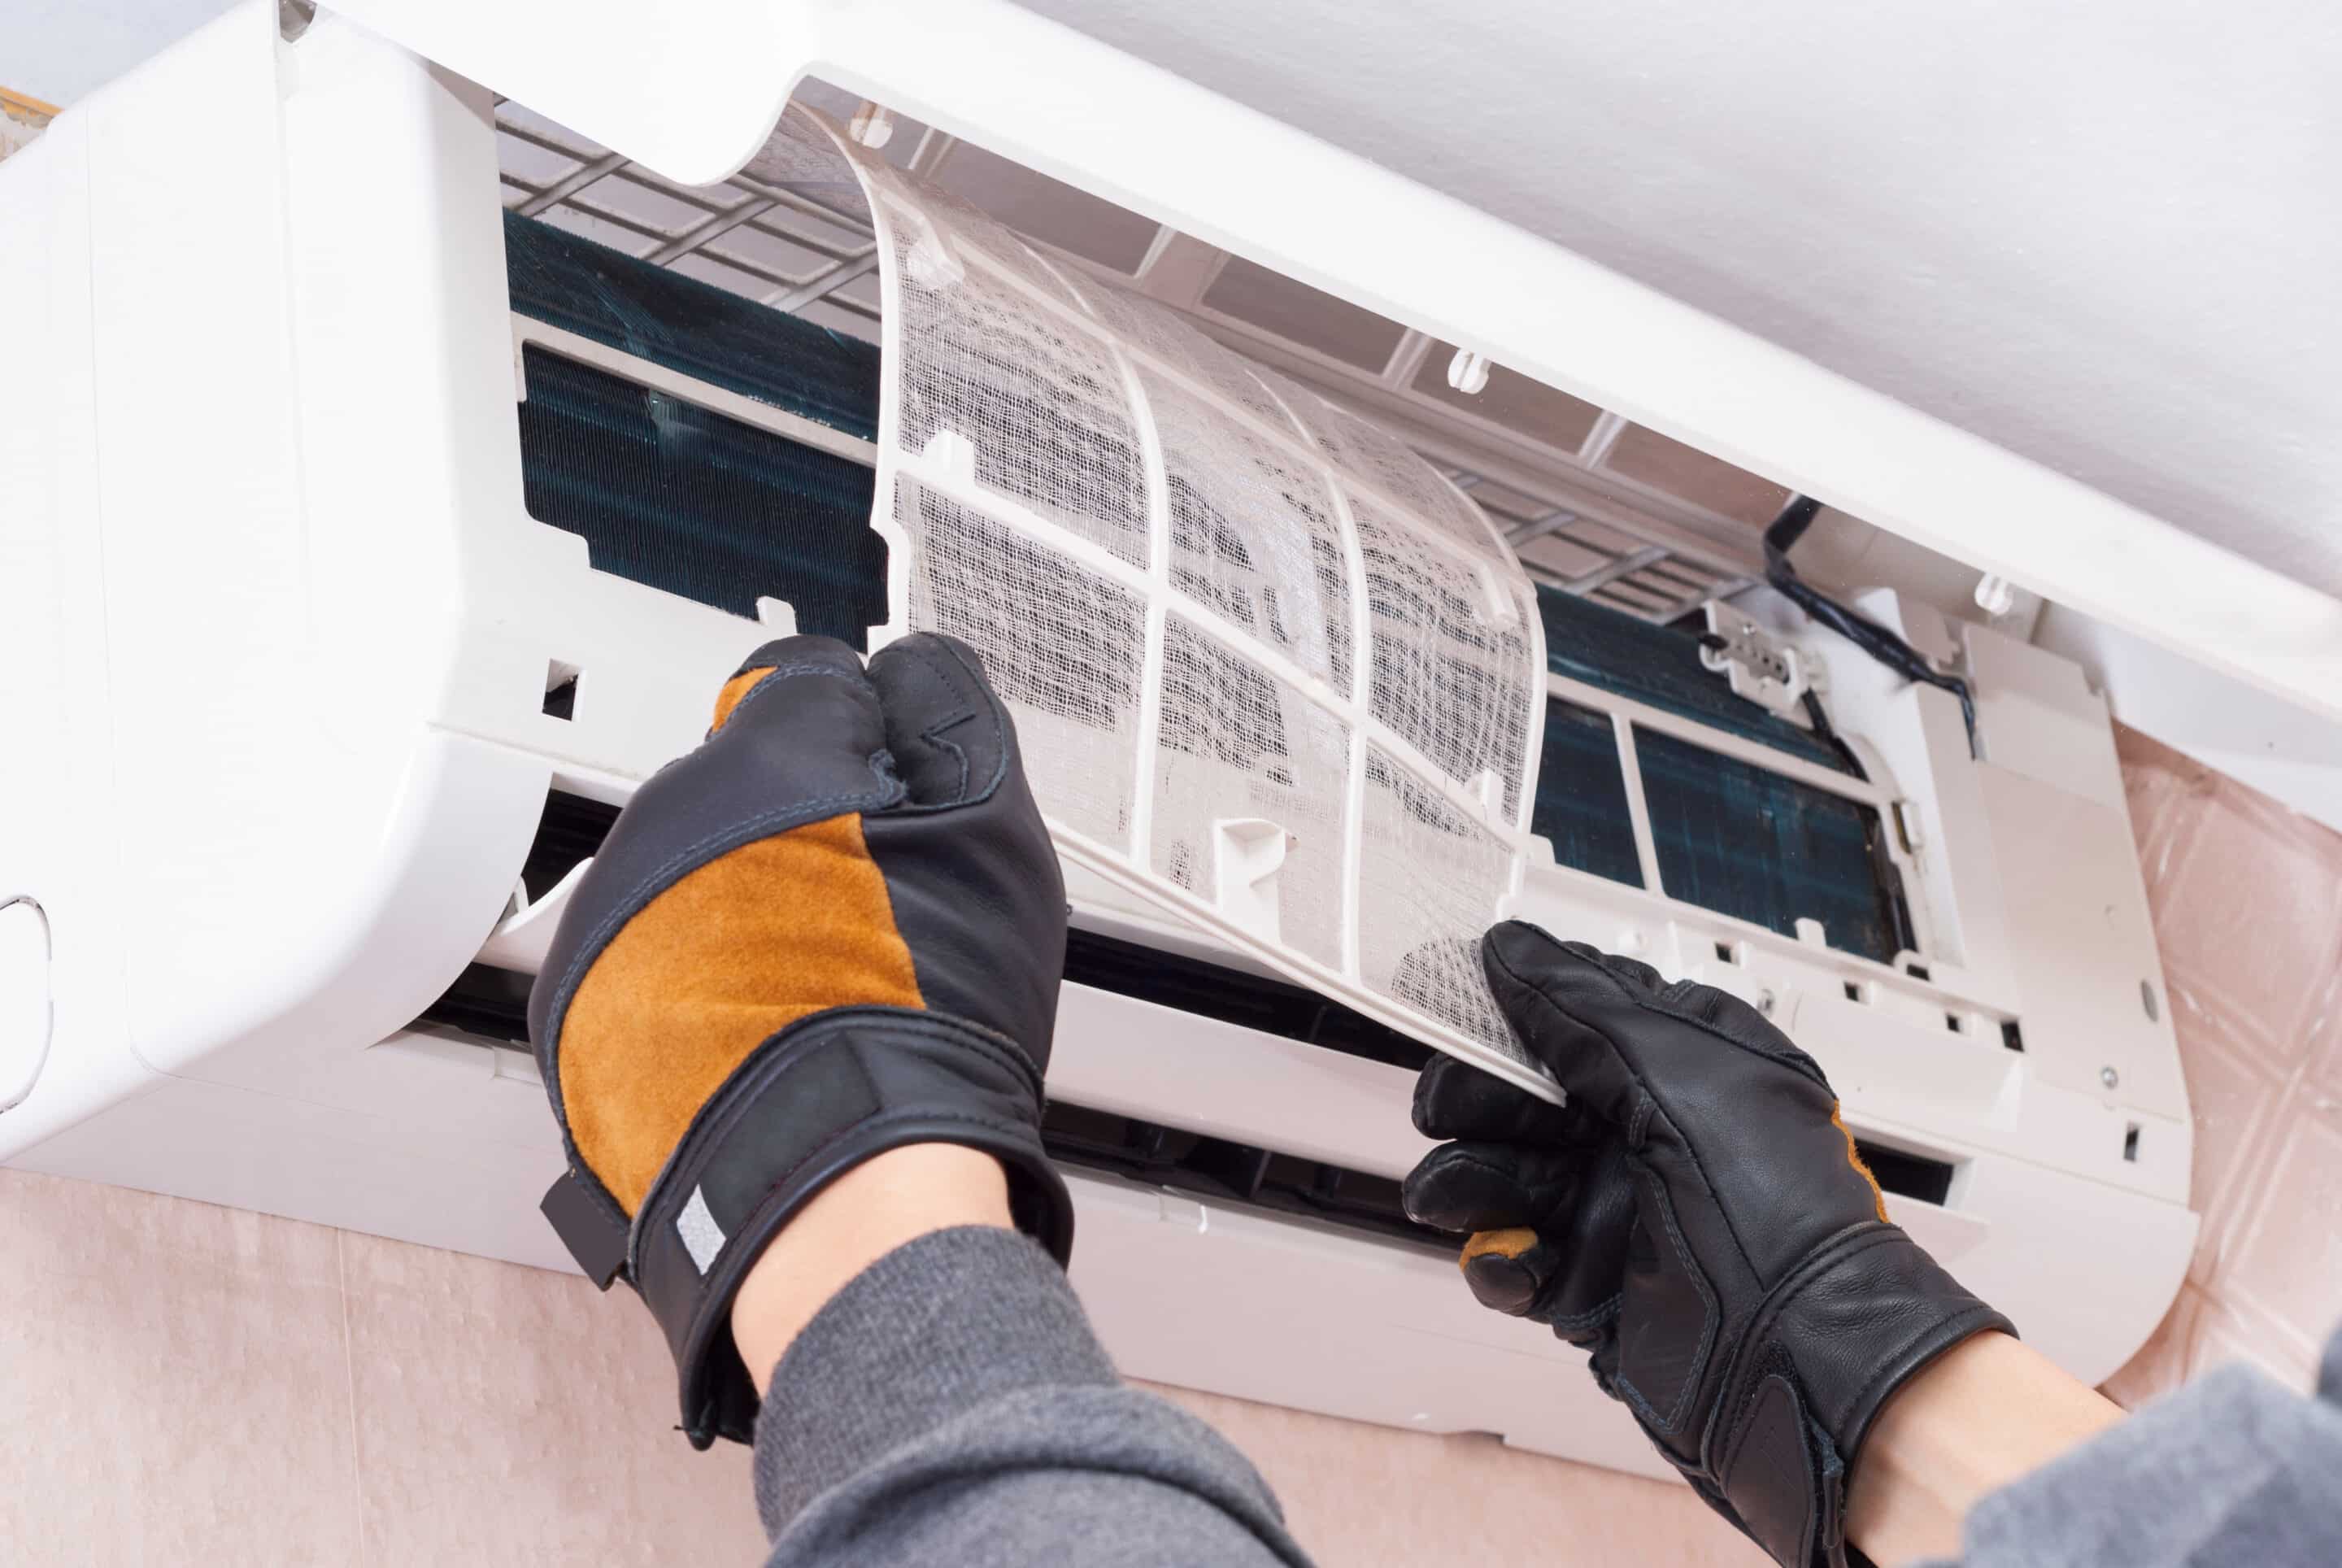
[1707,1224,2015,1567]
[559,1005,1073,1448]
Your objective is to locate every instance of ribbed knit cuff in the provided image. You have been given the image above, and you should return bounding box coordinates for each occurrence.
[1942,1361,2342,1567]
[751,1225,1117,1534]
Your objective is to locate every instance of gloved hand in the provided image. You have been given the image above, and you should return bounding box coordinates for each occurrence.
[529,632,1073,1448]
[1402,922,2013,1568]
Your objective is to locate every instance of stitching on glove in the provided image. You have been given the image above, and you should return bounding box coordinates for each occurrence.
[565,1152,638,1244]
[1549,1291,1621,1332]
[542,786,906,1053]
[1627,1093,1656,1150]
[1841,1299,2011,1430]
[1506,933,1832,1095]
[1714,1365,1791,1496]
[707,660,878,739]
[1436,1147,1539,1204]
[1645,986,1831,1091]
[923,711,975,803]
[1487,939,1768,1285]
[773,1006,1048,1100]
[763,1102,1040,1214]
[1611,1162,1718,1439]
[926,637,1012,801]
[657,1102,1042,1283]
[890,638,985,806]
[1722,1222,1892,1400]
[1740,1222,1901,1355]
[632,1015,1049,1278]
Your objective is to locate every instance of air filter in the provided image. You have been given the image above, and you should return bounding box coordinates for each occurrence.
[796,109,1557,1100]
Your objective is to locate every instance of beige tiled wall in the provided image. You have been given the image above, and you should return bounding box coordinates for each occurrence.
[0,1169,773,1566]
[2099,725,2342,1404]
[2,723,2331,1565]
[1143,1382,1757,1566]
[0,1163,1749,1566]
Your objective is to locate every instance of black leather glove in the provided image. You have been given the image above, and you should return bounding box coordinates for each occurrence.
[529,633,1073,1448]
[1402,922,2013,1567]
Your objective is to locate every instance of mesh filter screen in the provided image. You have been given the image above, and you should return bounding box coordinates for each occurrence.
[1151,619,1350,969]
[798,107,1554,1092]
[1359,746,1521,1056]
[902,481,1147,852]
[1276,381,1495,556]
[1143,367,1352,691]
[890,224,1151,565]
[1353,495,1536,824]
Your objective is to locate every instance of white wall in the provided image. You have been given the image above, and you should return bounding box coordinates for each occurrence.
[1,0,233,104]
[11,2,2336,600]
[1016,0,2342,599]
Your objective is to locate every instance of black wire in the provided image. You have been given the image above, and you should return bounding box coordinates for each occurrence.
[1799,687,1869,783]
[1762,495,1979,756]
[1710,520,1927,965]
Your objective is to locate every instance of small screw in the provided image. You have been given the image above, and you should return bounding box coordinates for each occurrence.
[2100,1066,2120,1090]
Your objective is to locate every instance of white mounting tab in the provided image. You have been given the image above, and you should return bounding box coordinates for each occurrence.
[919,427,977,481]
[848,100,896,148]
[477,860,592,974]
[1211,819,1291,943]
[1700,601,1820,720]
[1446,348,1492,395]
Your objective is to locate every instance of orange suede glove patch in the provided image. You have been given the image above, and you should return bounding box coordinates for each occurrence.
[557,812,925,1214]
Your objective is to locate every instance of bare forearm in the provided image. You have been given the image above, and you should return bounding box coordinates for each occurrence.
[1848,1331,2124,1563]
[733,1143,1013,1393]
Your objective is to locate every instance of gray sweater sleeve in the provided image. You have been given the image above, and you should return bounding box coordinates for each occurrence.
[751,1222,2342,1568]
[1934,1328,2342,1568]
[751,1226,1312,1567]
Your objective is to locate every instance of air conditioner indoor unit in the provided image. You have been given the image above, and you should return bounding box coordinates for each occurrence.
[7,0,2336,1479]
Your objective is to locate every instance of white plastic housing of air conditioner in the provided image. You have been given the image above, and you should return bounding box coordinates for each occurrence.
[0,0,2257,1474]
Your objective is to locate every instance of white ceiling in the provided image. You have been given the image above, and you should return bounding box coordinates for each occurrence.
[1018,0,2342,598]
[1,0,220,105]
[11,0,2338,596]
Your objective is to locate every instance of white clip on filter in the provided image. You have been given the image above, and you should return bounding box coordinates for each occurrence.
[1212,818,1289,943]
[920,428,978,481]
[848,101,895,149]
[1447,348,1492,395]
[904,223,964,289]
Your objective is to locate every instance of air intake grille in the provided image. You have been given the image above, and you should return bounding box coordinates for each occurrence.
[411,789,1954,1224]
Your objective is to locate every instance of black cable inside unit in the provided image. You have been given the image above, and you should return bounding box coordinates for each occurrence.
[1761,495,1979,757]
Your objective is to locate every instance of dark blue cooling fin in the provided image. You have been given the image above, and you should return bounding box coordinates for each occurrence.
[504,211,881,441]
[1531,698,1645,888]
[515,347,885,644]
[504,212,886,646]
[1536,585,1850,773]
[1528,586,1913,962]
[1635,727,1907,965]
